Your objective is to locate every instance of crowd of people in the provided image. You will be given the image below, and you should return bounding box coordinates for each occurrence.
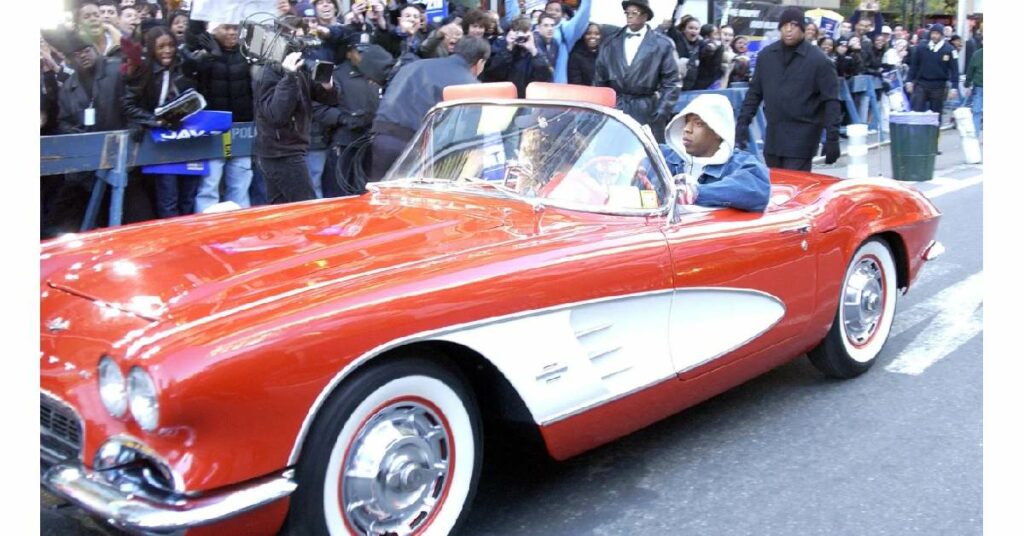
[39,0,983,237]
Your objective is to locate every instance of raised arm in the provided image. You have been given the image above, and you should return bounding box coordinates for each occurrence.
[559,0,592,47]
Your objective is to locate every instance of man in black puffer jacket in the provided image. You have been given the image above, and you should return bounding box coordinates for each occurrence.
[189,21,255,212]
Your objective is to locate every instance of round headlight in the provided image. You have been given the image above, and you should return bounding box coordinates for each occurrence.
[127,367,160,432]
[98,356,127,417]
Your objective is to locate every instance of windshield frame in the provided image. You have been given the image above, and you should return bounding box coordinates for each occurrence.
[374,98,678,218]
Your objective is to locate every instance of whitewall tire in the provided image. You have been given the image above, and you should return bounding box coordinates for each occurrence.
[809,239,898,378]
[286,357,481,535]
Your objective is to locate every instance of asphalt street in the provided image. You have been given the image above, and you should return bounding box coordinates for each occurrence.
[41,129,983,536]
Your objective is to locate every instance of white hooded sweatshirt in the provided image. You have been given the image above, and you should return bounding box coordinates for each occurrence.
[664,94,736,180]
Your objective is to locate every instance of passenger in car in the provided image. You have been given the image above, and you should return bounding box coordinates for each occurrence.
[660,93,771,212]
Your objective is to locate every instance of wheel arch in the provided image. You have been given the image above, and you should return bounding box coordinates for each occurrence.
[287,339,544,466]
[874,231,910,292]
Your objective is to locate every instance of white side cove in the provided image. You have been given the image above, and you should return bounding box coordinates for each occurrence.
[668,289,786,374]
[435,288,785,425]
[437,293,677,425]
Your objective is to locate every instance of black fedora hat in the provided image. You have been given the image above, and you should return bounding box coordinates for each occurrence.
[621,0,654,21]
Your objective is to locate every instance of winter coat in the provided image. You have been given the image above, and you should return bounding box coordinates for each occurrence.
[482,38,554,97]
[594,25,681,127]
[666,27,702,90]
[57,56,127,133]
[312,59,387,147]
[694,40,726,90]
[907,40,959,89]
[567,43,598,86]
[373,54,480,136]
[194,45,253,122]
[737,39,840,159]
[253,64,341,159]
[122,58,199,126]
[832,50,863,79]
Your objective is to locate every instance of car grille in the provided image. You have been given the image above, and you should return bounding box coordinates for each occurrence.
[41,393,83,465]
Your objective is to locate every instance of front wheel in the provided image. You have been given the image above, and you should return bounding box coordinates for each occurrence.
[286,357,482,535]
[809,238,898,378]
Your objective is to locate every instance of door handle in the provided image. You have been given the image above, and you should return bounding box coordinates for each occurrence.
[780,225,811,235]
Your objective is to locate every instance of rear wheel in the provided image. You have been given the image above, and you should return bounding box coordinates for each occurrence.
[809,238,898,378]
[286,357,481,535]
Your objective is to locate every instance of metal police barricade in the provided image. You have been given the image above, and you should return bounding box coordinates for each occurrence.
[673,88,767,163]
[41,121,258,231]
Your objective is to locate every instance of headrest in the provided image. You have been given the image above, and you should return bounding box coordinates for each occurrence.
[443,82,518,101]
[525,83,617,108]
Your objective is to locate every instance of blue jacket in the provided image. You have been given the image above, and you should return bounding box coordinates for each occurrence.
[503,0,591,84]
[374,55,479,133]
[907,40,959,89]
[660,145,771,212]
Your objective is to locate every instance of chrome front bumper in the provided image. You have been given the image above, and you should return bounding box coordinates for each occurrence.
[42,464,296,534]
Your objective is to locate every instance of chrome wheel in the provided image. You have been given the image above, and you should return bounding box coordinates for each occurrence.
[842,257,886,349]
[342,400,453,535]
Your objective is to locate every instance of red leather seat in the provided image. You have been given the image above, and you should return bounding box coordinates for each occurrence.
[442,82,518,101]
[525,82,617,108]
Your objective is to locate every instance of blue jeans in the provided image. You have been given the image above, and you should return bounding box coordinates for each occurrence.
[196,157,253,213]
[249,163,267,206]
[155,174,200,219]
[307,149,328,198]
[971,86,983,135]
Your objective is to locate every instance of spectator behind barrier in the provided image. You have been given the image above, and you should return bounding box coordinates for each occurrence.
[123,26,202,218]
[501,0,592,84]
[567,23,601,87]
[420,20,464,58]
[482,16,554,98]
[533,13,559,71]
[252,16,340,205]
[77,0,123,57]
[189,22,255,213]
[694,24,724,90]
[667,15,702,90]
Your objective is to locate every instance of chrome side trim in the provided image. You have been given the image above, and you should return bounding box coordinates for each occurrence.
[42,465,296,533]
[95,434,190,496]
[923,240,945,261]
[286,288,676,465]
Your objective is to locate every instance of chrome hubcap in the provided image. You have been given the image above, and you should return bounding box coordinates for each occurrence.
[843,258,885,346]
[342,402,451,535]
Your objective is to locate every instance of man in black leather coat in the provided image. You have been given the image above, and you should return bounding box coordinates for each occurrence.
[735,7,841,171]
[593,0,680,143]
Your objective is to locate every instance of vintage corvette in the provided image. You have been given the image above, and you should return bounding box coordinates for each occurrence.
[40,83,942,535]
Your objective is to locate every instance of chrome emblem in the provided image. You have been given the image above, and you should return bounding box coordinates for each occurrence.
[47,317,71,333]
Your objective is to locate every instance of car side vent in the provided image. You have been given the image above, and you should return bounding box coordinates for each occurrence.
[571,317,632,382]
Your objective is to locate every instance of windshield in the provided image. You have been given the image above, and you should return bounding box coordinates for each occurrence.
[384,103,669,212]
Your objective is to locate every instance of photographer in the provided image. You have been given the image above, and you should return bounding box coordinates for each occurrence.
[252,16,341,205]
[481,16,553,98]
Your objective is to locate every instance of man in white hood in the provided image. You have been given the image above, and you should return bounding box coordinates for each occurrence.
[660,94,771,212]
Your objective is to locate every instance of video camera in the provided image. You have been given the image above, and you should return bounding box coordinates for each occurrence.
[240,15,334,84]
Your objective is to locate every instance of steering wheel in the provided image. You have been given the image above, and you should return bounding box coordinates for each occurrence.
[576,156,627,185]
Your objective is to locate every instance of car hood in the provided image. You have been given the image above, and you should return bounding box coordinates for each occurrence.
[42,188,543,323]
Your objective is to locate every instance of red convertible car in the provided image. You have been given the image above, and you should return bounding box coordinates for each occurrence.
[41,84,942,535]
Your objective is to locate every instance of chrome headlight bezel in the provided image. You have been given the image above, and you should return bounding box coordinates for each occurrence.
[127,367,160,432]
[97,356,128,418]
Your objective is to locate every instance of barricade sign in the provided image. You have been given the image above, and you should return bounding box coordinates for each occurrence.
[424,0,448,26]
[150,111,233,143]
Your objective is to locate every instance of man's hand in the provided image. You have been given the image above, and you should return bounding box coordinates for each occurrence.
[734,123,750,151]
[904,82,913,93]
[522,31,538,56]
[196,33,222,56]
[282,51,303,73]
[822,138,841,164]
[506,30,518,51]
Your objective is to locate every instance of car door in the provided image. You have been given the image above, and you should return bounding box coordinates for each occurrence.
[661,205,817,375]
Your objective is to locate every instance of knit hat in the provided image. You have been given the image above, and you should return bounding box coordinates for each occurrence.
[928,23,945,35]
[294,2,316,18]
[777,7,806,32]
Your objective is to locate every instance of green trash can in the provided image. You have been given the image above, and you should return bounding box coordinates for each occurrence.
[889,111,939,181]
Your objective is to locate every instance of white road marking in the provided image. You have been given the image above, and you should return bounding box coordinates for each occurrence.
[886,272,983,375]
[921,174,983,200]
